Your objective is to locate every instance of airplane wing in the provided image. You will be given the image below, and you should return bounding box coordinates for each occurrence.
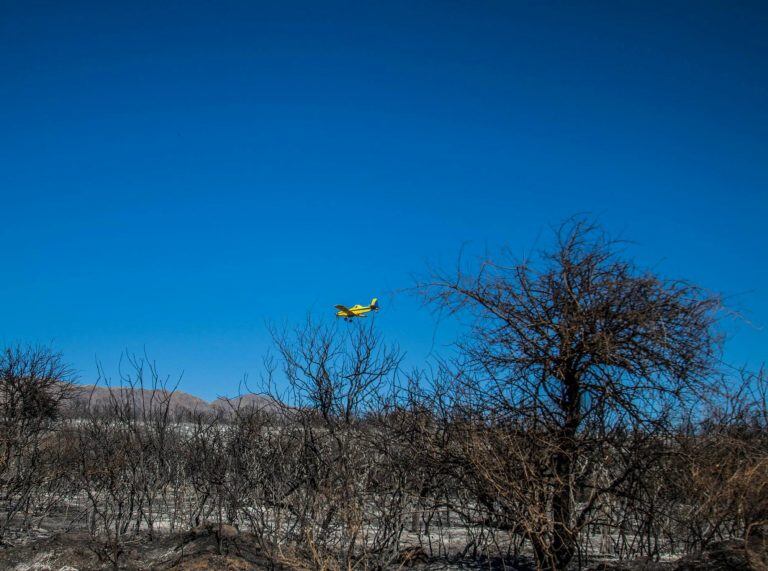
[335,305,354,316]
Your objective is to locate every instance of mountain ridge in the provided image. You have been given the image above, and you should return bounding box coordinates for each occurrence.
[66,383,277,417]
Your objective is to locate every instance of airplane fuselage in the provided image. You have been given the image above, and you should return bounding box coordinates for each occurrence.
[336,305,373,318]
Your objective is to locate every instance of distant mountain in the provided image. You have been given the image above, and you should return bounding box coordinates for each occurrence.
[65,384,276,418]
[211,393,278,414]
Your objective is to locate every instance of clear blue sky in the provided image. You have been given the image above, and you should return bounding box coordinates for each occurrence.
[1,1,766,400]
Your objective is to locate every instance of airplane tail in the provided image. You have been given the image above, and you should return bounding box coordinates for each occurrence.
[370,298,379,309]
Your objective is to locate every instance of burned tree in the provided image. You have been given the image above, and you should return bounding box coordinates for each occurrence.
[419,220,721,569]
[0,345,73,543]
[268,318,403,567]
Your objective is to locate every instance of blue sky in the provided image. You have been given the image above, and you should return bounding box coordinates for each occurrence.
[1,1,766,400]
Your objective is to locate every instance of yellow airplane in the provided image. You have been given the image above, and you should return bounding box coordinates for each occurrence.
[335,298,380,321]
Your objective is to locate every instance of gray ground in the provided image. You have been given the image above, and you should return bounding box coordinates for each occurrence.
[1,526,763,570]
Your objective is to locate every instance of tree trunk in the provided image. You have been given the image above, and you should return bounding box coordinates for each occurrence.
[549,371,581,570]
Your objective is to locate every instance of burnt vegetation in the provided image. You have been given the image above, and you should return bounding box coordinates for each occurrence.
[1,221,766,570]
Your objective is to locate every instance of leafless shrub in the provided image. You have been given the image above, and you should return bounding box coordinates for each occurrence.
[674,367,768,556]
[264,318,404,568]
[0,345,73,543]
[67,355,184,568]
